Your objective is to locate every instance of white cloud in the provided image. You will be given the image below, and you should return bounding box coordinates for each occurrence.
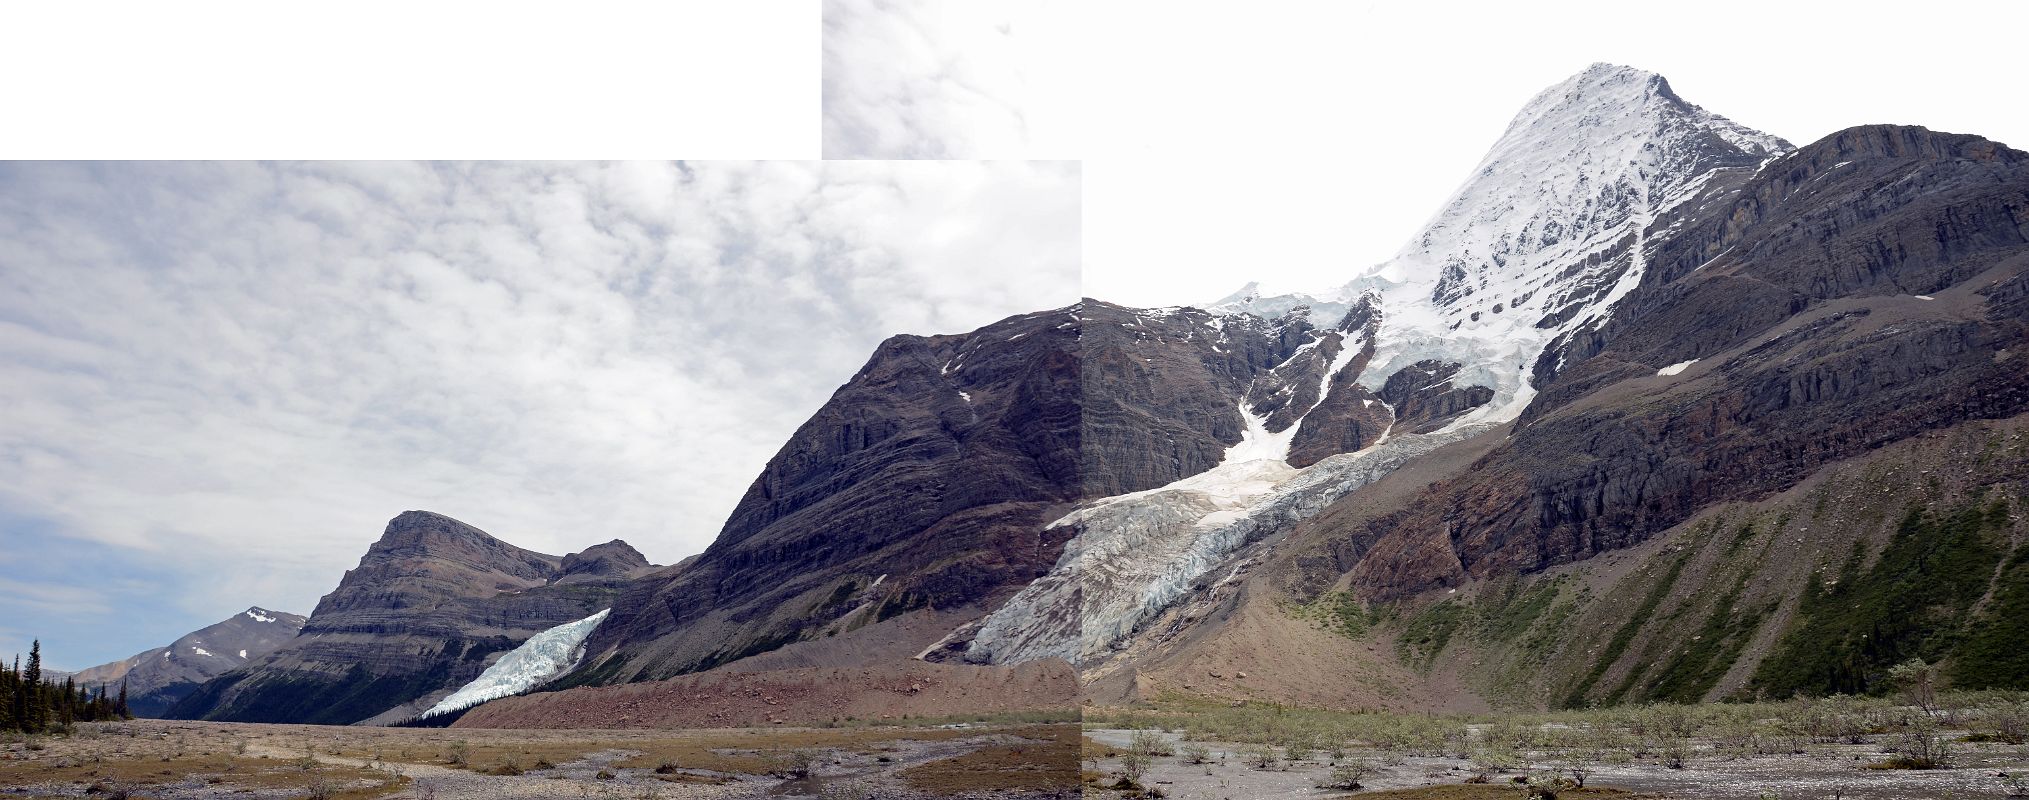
[822,0,2029,307]
[823,0,1077,159]
[0,161,1080,628]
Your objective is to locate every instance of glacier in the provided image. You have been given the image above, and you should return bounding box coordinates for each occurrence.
[419,608,610,719]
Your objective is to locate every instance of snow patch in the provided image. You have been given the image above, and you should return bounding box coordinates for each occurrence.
[420,609,611,720]
[238,649,247,659]
[1656,359,1699,376]
[191,646,213,657]
[245,609,276,623]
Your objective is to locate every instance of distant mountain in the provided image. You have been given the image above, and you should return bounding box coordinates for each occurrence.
[165,511,655,724]
[67,607,306,717]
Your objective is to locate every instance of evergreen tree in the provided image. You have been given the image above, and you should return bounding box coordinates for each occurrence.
[0,657,13,730]
[115,679,129,719]
[22,641,42,732]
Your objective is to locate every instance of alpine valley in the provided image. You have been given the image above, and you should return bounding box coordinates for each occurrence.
[140,64,2027,740]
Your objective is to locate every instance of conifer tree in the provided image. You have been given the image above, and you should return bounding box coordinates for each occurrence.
[0,657,13,731]
[23,641,42,732]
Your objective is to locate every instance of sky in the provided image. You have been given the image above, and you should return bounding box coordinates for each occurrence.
[0,161,1079,668]
[823,0,2029,307]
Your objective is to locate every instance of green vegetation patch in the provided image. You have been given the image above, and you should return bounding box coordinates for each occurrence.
[1292,591,1372,638]
[1750,499,2013,698]
[1949,535,2029,689]
[1396,599,1469,668]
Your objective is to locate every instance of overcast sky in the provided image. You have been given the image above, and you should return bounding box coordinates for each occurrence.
[0,161,1078,668]
[825,0,2029,307]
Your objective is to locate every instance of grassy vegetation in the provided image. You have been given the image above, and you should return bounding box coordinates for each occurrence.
[1291,590,1373,638]
[0,723,408,799]
[1085,689,2029,793]
[1396,598,1470,668]
[898,723,1079,795]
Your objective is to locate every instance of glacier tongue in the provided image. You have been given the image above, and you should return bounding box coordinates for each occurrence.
[419,608,610,719]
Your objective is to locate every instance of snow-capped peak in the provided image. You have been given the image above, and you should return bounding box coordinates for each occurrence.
[1212,63,1790,422]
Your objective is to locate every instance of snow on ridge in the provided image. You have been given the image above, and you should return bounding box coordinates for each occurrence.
[419,609,611,719]
[1657,359,1699,376]
[245,609,276,623]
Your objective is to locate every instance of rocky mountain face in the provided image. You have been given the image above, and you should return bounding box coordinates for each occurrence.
[66,607,306,717]
[165,512,654,724]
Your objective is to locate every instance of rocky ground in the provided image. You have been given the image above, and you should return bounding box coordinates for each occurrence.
[1084,727,2029,799]
[0,719,1079,799]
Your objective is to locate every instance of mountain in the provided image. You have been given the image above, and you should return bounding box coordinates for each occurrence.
[1101,79,2029,706]
[165,511,656,724]
[65,607,306,717]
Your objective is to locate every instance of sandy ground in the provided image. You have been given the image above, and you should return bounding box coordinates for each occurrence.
[0,719,1079,799]
[1085,727,2029,799]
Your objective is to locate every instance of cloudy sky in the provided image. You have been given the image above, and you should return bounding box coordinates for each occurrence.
[824,0,2029,307]
[0,161,1078,668]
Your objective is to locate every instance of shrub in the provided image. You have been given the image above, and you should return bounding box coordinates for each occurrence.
[1117,750,1152,784]
[1130,728,1174,757]
[445,740,469,767]
[1179,742,1212,764]
[1244,743,1279,770]
[1316,758,1376,790]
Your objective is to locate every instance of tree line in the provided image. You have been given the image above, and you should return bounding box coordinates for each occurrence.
[2,640,129,733]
